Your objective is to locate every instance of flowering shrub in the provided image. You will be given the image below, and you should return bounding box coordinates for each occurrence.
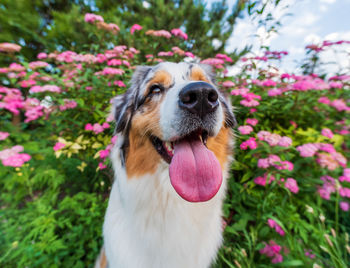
[0,12,349,267]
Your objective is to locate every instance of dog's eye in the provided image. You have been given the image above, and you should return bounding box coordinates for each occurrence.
[149,85,163,95]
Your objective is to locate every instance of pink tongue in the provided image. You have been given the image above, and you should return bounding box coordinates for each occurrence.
[169,138,222,202]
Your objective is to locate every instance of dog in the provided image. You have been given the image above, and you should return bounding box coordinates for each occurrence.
[95,62,235,268]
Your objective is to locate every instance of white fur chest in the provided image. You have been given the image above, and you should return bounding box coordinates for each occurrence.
[103,149,227,268]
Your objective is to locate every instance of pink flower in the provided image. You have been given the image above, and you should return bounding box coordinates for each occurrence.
[84,13,104,23]
[99,149,110,159]
[240,99,260,107]
[146,30,172,39]
[265,133,281,146]
[246,118,258,126]
[240,137,257,150]
[98,162,107,170]
[215,53,233,63]
[93,123,104,134]
[113,80,126,87]
[0,43,21,53]
[53,142,65,151]
[259,241,283,263]
[285,178,299,194]
[102,122,110,129]
[268,88,283,96]
[277,136,292,147]
[2,153,31,167]
[0,131,9,140]
[340,201,349,211]
[296,143,319,157]
[85,123,93,131]
[238,125,253,135]
[321,128,334,139]
[111,136,117,144]
[29,61,48,69]
[37,52,47,59]
[130,24,143,34]
[258,158,270,169]
[262,79,277,87]
[267,219,285,236]
[171,28,188,40]
[107,59,122,66]
[100,67,124,76]
[158,51,174,57]
[318,96,331,104]
[222,81,235,87]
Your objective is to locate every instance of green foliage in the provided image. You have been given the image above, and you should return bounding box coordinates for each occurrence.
[1,5,350,268]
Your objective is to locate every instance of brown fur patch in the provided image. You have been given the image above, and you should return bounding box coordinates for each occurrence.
[125,98,163,178]
[95,247,107,268]
[207,127,231,169]
[146,70,172,94]
[189,67,210,83]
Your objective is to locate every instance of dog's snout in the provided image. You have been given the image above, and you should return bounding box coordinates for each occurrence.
[178,82,219,117]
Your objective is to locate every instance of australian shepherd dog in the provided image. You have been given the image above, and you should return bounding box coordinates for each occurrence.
[95,62,235,268]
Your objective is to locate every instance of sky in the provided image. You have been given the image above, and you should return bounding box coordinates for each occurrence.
[208,0,350,75]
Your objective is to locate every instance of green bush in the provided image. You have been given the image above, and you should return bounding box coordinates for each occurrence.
[0,13,349,267]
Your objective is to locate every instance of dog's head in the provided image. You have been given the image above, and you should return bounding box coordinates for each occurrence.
[112,62,235,202]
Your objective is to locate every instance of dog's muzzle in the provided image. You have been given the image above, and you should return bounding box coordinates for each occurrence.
[178,82,219,118]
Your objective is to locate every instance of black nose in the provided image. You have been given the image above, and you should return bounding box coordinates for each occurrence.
[178,82,219,117]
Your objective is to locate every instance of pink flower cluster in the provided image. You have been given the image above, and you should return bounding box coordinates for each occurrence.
[238,125,253,135]
[267,219,285,236]
[240,137,257,150]
[146,30,172,39]
[158,51,174,57]
[318,97,350,112]
[339,168,350,183]
[0,42,21,53]
[215,53,233,63]
[98,136,117,170]
[222,81,235,87]
[58,99,77,111]
[0,131,9,140]
[321,128,334,139]
[53,142,66,151]
[200,58,225,69]
[0,87,24,114]
[254,173,275,186]
[84,13,104,23]
[130,24,142,34]
[30,85,61,93]
[340,201,349,211]
[23,98,44,122]
[296,142,346,170]
[259,240,284,263]
[95,67,125,76]
[257,131,292,147]
[304,249,316,259]
[317,151,346,170]
[0,145,31,167]
[85,122,110,134]
[258,154,294,171]
[318,175,336,200]
[285,178,299,193]
[246,118,258,126]
[28,61,48,69]
[171,28,188,40]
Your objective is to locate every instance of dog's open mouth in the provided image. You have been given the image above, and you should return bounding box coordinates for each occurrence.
[150,129,222,203]
[150,129,209,164]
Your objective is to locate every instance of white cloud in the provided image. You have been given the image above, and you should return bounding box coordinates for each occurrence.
[320,0,336,4]
[320,5,328,12]
[304,33,321,44]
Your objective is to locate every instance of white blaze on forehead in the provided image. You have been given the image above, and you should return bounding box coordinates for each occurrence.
[157,62,224,141]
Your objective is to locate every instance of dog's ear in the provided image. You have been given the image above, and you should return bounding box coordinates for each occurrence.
[113,65,152,133]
